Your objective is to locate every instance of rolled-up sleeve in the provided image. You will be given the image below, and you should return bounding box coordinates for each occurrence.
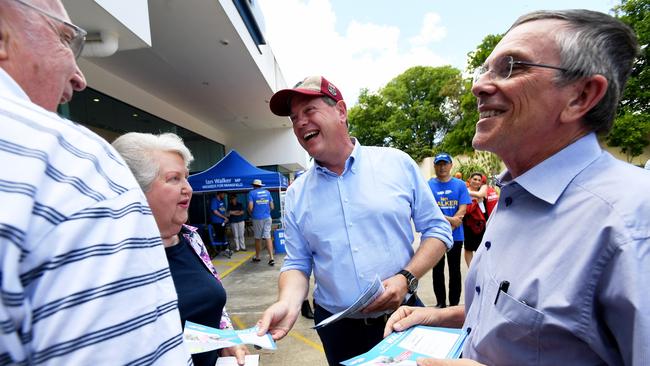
[408,159,453,250]
[279,189,313,277]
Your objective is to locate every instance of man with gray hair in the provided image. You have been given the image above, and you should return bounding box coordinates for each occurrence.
[0,0,190,363]
[384,9,649,366]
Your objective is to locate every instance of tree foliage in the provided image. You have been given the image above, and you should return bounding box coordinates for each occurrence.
[349,66,463,161]
[453,151,504,181]
[465,34,503,72]
[614,0,649,115]
[607,0,650,160]
[438,34,503,155]
[606,111,650,161]
[348,1,649,163]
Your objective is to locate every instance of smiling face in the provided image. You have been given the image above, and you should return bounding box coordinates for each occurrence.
[0,0,86,111]
[145,151,192,239]
[469,174,483,191]
[471,19,583,175]
[289,94,353,173]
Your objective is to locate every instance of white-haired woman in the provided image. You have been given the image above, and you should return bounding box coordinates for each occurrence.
[113,132,246,366]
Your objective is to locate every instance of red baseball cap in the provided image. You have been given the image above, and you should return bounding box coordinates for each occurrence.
[269,76,344,116]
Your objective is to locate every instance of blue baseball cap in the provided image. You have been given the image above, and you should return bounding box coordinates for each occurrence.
[434,153,452,164]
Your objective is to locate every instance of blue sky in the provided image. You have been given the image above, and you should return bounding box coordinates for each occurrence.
[257,0,619,104]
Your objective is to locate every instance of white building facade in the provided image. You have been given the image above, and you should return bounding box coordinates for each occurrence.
[62,0,308,174]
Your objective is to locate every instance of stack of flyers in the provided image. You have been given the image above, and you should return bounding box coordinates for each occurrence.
[341,325,468,365]
[314,275,386,329]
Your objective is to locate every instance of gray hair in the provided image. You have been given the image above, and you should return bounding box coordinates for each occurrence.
[112,132,194,192]
[509,9,638,133]
[321,96,349,128]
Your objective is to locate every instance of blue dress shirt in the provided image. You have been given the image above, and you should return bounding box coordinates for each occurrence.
[281,140,453,314]
[463,133,650,365]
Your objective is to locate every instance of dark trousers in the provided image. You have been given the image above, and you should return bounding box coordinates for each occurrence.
[432,240,463,306]
[212,223,227,244]
[313,296,423,366]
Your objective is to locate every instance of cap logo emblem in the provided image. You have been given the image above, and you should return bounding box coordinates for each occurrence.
[327,83,337,96]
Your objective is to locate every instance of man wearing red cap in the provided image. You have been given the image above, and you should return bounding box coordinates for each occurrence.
[257,76,453,365]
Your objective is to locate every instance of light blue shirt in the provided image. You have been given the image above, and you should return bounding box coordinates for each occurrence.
[282,140,452,314]
[463,133,650,365]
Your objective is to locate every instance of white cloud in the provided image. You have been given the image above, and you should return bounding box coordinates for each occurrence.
[408,12,447,47]
[257,0,450,105]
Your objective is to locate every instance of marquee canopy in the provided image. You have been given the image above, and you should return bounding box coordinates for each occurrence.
[188,150,288,193]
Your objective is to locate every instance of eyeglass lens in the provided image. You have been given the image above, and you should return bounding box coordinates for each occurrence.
[13,0,86,58]
[473,56,514,84]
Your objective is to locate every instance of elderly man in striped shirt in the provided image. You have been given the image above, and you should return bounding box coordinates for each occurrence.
[0,0,191,364]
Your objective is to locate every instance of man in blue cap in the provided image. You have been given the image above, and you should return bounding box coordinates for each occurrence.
[427,153,471,308]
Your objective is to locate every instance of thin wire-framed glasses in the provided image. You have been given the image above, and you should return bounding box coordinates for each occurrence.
[473,55,568,85]
[12,0,87,59]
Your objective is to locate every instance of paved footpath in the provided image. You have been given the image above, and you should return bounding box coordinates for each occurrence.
[211,236,468,365]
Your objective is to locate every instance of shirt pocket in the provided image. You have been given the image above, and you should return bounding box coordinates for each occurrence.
[469,278,544,366]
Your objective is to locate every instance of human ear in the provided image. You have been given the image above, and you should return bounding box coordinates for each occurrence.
[335,100,348,125]
[0,20,9,61]
[560,75,608,124]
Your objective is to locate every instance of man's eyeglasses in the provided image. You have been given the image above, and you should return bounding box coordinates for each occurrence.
[12,0,87,59]
[473,55,568,85]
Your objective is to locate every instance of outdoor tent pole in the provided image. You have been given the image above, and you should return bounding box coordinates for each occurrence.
[278,172,284,228]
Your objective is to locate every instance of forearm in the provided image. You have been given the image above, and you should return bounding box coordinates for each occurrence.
[404,237,447,278]
[445,215,461,229]
[435,305,466,328]
[277,270,309,309]
[213,211,228,220]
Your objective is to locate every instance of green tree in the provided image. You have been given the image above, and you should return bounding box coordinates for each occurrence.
[349,66,464,161]
[614,0,649,115]
[465,34,503,72]
[453,151,504,181]
[439,34,502,155]
[348,89,392,147]
[437,80,478,155]
[606,111,650,162]
[607,0,650,160]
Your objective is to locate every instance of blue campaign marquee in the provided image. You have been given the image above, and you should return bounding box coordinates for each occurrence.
[188,150,288,193]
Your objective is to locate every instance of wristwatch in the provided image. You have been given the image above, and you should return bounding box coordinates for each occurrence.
[397,270,418,294]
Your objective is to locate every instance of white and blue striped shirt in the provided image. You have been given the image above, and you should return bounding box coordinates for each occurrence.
[0,68,192,365]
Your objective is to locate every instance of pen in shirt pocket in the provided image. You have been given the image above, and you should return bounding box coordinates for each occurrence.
[494,280,510,305]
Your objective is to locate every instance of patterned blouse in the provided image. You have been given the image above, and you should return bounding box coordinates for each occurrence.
[181,224,233,329]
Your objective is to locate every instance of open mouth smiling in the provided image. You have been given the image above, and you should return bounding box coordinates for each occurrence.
[304,131,319,141]
[479,110,505,119]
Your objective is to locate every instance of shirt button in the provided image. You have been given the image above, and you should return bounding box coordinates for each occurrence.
[344,199,349,203]
[353,248,359,252]
[505,197,513,206]
[485,241,491,249]
[349,223,353,227]
[475,286,481,294]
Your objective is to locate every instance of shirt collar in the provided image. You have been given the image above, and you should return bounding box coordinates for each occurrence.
[498,133,602,204]
[314,137,359,176]
[0,67,30,102]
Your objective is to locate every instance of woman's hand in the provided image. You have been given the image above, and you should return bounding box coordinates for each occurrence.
[220,344,248,365]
